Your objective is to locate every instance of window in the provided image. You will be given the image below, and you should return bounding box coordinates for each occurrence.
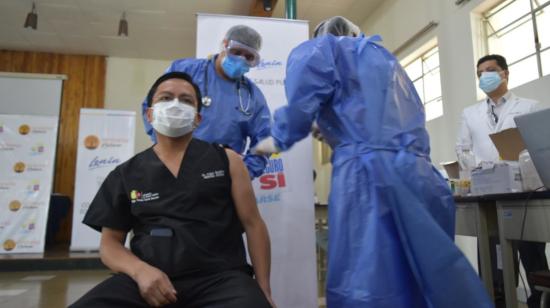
[483,0,550,88]
[403,46,444,121]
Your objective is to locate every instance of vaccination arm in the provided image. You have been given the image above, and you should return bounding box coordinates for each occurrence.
[271,39,336,151]
[226,148,274,307]
[99,228,177,307]
[243,89,271,178]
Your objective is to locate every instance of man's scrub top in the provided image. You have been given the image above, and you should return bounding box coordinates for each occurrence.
[83,139,249,277]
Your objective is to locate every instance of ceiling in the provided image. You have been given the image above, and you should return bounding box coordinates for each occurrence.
[0,0,383,60]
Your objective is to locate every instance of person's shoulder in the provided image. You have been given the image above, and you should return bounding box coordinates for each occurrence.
[116,148,153,175]
[169,57,208,72]
[510,92,539,105]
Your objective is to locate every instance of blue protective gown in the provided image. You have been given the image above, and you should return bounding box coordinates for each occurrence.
[272,35,493,308]
[141,56,271,178]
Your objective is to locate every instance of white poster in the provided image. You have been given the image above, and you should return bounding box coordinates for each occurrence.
[70,109,135,251]
[0,114,58,254]
[197,14,317,307]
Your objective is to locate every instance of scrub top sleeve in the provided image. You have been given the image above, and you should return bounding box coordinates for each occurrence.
[273,38,337,151]
[248,86,272,148]
[82,168,132,233]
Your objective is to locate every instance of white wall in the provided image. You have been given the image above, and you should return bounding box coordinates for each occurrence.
[104,57,171,154]
[361,0,549,166]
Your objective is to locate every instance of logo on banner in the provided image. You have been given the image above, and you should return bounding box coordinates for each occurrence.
[0,181,16,191]
[255,59,283,71]
[0,143,20,152]
[259,154,286,190]
[13,161,26,173]
[130,190,160,204]
[252,78,284,87]
[256,154,288,205]
[30,126,51,134]
[84,135,100,150]
[20,219,37,234]
[19,124,30,135]
[23,163,47,172]
[9,200,22,212]
[88,156,121,170]
[30,143,46,155]
[101,138,129,149]
[26,180,40,195]
[13,240,40,249]
[2,239,16,251]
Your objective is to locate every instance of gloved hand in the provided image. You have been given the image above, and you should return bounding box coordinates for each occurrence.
[252,137,280,155]
[311,122,325,142]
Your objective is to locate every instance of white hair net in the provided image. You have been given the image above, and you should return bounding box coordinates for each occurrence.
[313,16,361,38]
[224,25,262,51]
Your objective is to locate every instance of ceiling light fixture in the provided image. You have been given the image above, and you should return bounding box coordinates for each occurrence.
[24,2,38,30]
[118,12,128,36]
[263,0,272,12]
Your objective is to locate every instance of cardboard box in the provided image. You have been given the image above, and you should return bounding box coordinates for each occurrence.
[440,161,459,179]
[471,162,522,195]
[489,128,526,161]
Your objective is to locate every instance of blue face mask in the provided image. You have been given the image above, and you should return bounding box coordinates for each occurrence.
[221,54,250,79]
[479,71,503,93]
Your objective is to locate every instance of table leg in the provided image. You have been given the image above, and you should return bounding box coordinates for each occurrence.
[498,204,518,308]
[477,203,495,300]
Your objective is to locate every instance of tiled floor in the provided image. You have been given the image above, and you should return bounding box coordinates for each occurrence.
[0,270,110,308]
[0,270,530,308]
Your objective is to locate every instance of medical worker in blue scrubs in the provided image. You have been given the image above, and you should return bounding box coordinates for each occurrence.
[254,16,493,308]
[141,25,271,179]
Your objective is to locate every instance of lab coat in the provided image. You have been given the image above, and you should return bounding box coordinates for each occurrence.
[456,92,539,163]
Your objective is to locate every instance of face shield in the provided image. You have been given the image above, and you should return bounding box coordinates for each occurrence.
[225,40,260,67]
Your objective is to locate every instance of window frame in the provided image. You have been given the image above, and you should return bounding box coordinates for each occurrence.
[402,45,444,122]
[483,0,550,80]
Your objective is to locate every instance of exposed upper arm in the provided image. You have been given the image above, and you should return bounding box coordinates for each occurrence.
[225,149,262,227]
[100,227,127,248]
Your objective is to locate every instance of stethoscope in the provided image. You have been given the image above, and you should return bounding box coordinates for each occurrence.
[201,57,252,117]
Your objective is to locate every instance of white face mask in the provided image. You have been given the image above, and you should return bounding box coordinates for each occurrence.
[151,99,196,138]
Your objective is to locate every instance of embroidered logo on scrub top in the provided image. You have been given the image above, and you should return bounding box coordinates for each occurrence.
[130,190,160,204]
[201,170,225,180]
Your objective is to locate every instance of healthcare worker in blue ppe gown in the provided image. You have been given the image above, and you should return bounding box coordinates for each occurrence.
[254,16,493,308]
[141,25,271,179]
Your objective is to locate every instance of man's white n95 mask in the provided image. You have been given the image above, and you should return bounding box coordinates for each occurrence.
[151,99,196,138]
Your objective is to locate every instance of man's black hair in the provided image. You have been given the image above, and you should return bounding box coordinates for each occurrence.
[477,54,508,71]
[146,71,202,113]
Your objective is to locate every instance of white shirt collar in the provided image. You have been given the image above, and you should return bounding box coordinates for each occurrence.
[486,91,511,107]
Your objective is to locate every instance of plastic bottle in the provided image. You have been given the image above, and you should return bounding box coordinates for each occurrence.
[457,145,476,180]
[518,149,543,191]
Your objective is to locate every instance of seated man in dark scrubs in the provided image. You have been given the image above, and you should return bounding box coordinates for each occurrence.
[70,72,274,308]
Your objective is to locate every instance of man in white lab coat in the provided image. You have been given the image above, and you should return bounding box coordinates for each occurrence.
[456,54,547,308]
[456,54,539,163]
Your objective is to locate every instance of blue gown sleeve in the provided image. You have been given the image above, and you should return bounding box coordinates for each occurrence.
[272,38,337,151]
[244,85,271,179]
